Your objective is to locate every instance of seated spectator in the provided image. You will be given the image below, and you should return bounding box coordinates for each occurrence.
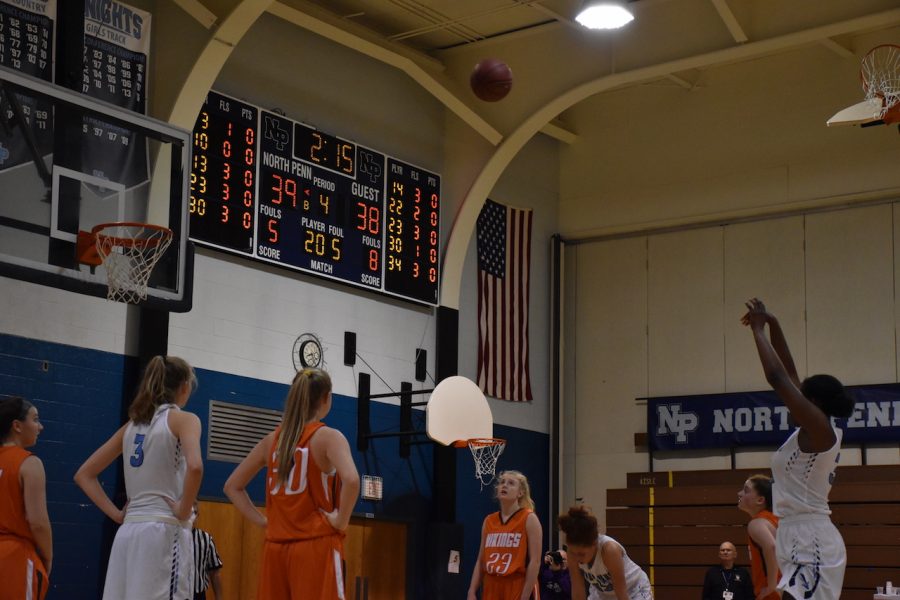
[701,541,753,600]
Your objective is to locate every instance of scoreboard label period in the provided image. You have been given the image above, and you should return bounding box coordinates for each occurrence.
[190,91,441,305]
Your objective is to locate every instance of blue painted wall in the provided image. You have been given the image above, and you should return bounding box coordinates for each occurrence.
[1,333,549,599]
[0,333,132,600]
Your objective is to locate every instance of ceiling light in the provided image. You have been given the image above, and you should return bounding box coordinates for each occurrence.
[575,1,634,30]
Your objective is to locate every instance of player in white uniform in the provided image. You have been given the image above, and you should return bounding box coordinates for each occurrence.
[560,506,652,600]
[742,299,855,600]
[75,356,203,600]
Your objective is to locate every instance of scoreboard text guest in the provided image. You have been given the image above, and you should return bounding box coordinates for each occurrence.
[189,90,441,305]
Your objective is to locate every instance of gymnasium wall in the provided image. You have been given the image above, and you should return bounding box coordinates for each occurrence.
[0,333,132,599]
[0,8,555,599]
[561,31,900,529]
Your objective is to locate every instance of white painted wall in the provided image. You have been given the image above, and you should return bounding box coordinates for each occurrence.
[0,14,559,437]
[562,39,900,528]
[458,134,560,433]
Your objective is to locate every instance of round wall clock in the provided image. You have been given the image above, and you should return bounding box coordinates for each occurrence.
[292,333,324,370]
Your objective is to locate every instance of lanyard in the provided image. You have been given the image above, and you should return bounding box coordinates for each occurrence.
[721,569,733,591]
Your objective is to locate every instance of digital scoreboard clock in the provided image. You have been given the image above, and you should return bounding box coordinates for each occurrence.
[189,91,441,305]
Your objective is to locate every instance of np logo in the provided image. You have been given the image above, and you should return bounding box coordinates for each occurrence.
[656,403,699,443]
[0,143,9,165]
[263,115,290,151]
[358,150,382,184]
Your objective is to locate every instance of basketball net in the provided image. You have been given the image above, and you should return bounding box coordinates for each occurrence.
[93,222,173,304]
[467,438,506,490]
[861,44,900,121]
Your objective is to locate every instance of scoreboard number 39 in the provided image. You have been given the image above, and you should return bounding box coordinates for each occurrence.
[189,91,440,305]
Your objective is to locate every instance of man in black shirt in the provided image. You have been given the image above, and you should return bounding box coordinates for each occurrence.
[701,541,754,600]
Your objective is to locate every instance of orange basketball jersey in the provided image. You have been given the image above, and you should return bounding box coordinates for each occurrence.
[265,422,341,542]
[748,509,781,600]
[0,446,34,542]
[0,446,49,600]
[481,508,533,577]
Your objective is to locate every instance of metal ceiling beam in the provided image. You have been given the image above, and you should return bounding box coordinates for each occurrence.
[440,6,900,308]
[819,37,855,59]
[710,0,748,43]
[169,0,217,29]
[267,1,503,145]
[541,119,578,144]
[665,73,694,89]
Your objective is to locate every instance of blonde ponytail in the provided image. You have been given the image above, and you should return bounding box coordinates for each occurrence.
[274,368,332,485]
[130,356,196,424]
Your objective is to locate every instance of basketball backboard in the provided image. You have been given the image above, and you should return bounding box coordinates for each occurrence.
[827,97,888,127]
[426,375,493,446]
[0,66,192,309]
[828,44,900,128]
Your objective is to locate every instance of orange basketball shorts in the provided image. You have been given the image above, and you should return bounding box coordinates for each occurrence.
[257,534,345,600]
[0,537,49,600]
[483,573,539,600]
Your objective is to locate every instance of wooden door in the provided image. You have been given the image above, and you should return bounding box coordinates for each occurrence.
[197,503,407,600]
[345,517,408,600]
[194,500,266,600]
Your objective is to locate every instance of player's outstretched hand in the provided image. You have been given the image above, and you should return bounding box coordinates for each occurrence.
[742,297,769,330]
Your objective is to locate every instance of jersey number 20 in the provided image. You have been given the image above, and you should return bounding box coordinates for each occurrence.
[270,447,309,495]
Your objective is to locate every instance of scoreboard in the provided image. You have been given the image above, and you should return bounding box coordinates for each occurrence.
[189,91,440,305]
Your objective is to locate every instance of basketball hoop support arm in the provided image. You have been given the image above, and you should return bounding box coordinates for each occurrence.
[357,374,433,457]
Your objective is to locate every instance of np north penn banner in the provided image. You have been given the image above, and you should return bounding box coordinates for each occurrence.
[648,383,900,451]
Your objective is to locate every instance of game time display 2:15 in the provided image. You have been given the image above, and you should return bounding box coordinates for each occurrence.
[189,91,440,305]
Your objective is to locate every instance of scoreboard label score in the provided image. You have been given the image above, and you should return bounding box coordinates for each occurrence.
[190,91,441,305]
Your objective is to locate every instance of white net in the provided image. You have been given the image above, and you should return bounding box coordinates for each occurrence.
[95,223,173,304]
[861,44,900,118]
[468,438,506,490]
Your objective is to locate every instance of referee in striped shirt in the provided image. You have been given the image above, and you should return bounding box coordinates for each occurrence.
[192,504,225,600]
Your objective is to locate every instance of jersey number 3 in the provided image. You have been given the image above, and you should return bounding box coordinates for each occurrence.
[130,433,146,467]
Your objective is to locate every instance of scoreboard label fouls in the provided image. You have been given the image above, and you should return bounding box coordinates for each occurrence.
[257,111,384,290]
[189,90,441,305]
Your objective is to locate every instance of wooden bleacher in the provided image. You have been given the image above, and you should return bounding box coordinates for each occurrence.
[606,465,900,600]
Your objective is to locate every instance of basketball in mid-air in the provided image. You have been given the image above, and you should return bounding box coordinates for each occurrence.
[470,59,513,102]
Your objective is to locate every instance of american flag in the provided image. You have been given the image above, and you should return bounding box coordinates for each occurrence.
[476,199,533,402]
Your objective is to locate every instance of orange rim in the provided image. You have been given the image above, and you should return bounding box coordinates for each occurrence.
[92,222,173,249]
[860,44,900,95]
[466,437,505,448]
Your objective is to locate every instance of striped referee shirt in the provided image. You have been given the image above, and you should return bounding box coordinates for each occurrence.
[192,528,223,596]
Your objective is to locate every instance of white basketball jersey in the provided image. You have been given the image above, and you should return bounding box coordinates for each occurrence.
[122,404,186,519]
[579,534,650,599]
[771,426,842,518]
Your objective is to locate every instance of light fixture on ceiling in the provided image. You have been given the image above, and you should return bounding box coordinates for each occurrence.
[575,1,634,30]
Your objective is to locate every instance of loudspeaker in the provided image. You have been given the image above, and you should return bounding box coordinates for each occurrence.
[415,348,427,382]
[344,331,356,366]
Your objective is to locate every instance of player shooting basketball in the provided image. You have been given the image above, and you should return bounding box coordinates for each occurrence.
[742,298,855,600]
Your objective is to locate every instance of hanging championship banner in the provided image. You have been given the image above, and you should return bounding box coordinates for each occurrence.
[0,0,56,174]
[648,383,900,451]
[80,0,149,187]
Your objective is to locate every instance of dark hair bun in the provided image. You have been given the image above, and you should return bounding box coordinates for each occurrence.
[801,374,855,419]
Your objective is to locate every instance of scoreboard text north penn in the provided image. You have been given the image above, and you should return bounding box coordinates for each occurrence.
[190,91,441,305]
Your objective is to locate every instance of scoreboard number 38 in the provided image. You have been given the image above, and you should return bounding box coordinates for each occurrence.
[189,91,440,305]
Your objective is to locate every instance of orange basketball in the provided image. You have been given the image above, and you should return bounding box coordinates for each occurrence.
[470,58,513,102]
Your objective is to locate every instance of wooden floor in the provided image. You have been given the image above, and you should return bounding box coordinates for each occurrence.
[607,464,900,600]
